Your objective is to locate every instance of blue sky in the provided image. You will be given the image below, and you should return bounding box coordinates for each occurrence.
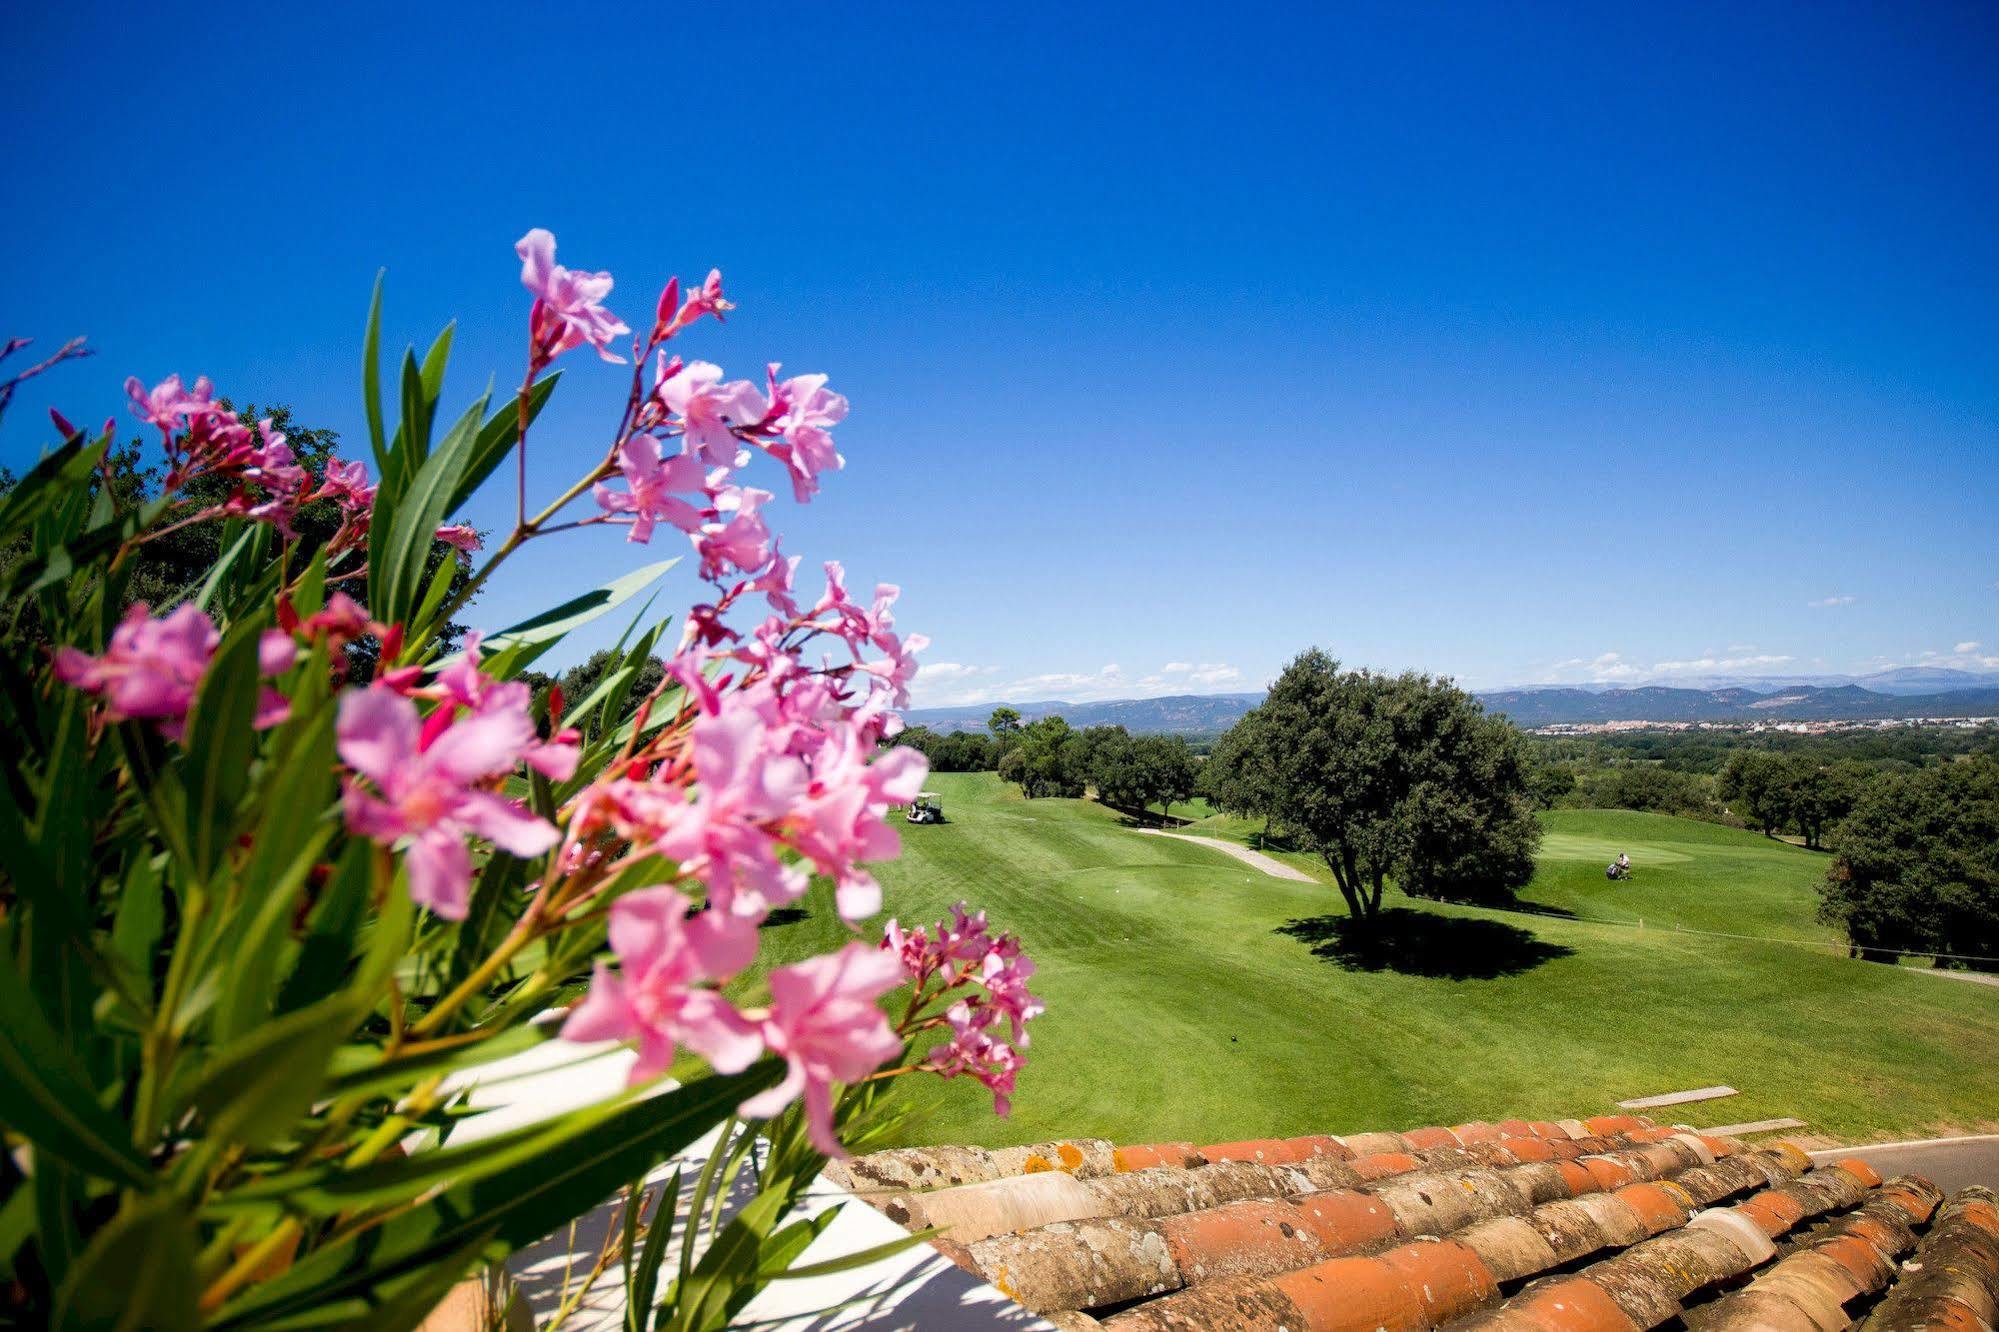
[7,1,1996,705]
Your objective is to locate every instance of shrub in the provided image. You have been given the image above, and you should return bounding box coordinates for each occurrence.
[0,235,1038,1327]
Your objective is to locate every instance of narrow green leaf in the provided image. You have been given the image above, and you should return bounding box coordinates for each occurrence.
[276,841,371,1015]
[0,959,153,1188]
[0,430,108,544]
[396,346,425,487]
[627,1166,680,1332]
[419,321,455,405]
[375,392,490,628]
[213,1066,778,1329]
[764,1225,938,1281]
[320,1022,549,1102]
[52,1193,200,1332]
[447,371,561,513]
[362,271,388,475]
[212,822,335,1044]
[185,994,363,1150]
[191,524,259,612]
[179,619,268,879]
[438,559,679,664]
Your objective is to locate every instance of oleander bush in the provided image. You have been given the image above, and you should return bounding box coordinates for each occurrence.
[0,232,1038,1329]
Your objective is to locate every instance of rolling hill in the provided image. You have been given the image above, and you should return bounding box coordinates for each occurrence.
[905,682,1999,734]
[754,775,1999,1146]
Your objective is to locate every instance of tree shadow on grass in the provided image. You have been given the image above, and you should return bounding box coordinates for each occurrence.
[1276,907,1575,979]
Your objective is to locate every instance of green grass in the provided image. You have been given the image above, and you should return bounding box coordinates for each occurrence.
[759,775,1999,1149]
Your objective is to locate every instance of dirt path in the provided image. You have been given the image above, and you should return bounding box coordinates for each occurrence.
[1909,967,1999,989]
[1136,829,1318,883]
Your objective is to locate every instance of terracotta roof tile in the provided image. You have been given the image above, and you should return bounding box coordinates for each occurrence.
[839,1115,1997,1330]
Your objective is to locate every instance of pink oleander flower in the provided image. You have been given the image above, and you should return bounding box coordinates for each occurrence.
[517,228,630,366]
[125,373,220,435]
[592,433,706,544]
[664,361,765,465]
[764,370,848,501]
[749,549,802,618]
[560,885,762,1082]
[931,1010,1026,1117]
[786,733,929,920]
[858,625,928,710]
[693,487,775,580]
[651,268,732,343]
[650,704,810,920]
[319,457,376,510]
[434,523,482,553]
[882,904,1041,1116]
[739,942,907,1157]
[54,604,291,739]
[421,634,580,780]
[336,686,561,918]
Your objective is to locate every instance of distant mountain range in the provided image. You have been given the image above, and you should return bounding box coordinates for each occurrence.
[904,693,1265,735]
[904,670,1999,734]
[1476,683,1999,726]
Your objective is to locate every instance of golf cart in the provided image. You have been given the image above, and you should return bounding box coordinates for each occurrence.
[905,792,944,825]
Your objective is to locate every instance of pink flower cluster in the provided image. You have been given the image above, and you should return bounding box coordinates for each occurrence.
[590,359,848,580]
[124,374,469,560]
[335,637,578,917]
[562,888,905,1157]
[884,905,1042,1116]
[125,376,314,533]
[515,226,847,585]
[53,603,294,739]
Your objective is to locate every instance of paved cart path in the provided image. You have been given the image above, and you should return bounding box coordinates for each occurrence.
[1135,829,1318,882]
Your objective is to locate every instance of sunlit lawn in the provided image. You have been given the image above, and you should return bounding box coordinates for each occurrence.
[758,774,1999,1148]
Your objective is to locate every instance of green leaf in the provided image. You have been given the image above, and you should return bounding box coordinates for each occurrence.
[438,850,530,1001]
[185,994,362,1150]
[212,821,336,1044]
[11,497,173,599]
[447,372,561,514]
[179,619,269,879]
[420,321,455,407]
[190,523,259,612]
[320,1023,549,1103]
[764,1225,937,1281]
[395,347,425,489]
[52,1194,200,1332]
[213,1066,780,1330]
[276,842,372,1015]
[108,851,168,1007]
[626,1167,680,1332]
[0,430,108,544]
[0,958,153,1188]
[438,559,679,666]
[362,272,388,475]
[374,392,490,628]
[663,1184,789,1332]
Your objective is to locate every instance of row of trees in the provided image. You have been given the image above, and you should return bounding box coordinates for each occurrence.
[893,725,1004,772]
[1202,650,1541,924]
[1717,751,1866,849]
[997,716,1199,819]
[1819,757,1998,968]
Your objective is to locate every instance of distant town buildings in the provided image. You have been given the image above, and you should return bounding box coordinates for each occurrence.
[1527,716,1999,737]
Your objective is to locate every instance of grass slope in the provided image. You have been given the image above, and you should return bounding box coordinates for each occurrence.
[760,775,1998,1148]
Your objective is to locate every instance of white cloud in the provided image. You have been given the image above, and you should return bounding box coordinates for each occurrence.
[1543,650,1795,685]
[911,659,1245,709]
[1808,595,1857,608]
[917,662,998,685]
[1913,643,1999,671]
